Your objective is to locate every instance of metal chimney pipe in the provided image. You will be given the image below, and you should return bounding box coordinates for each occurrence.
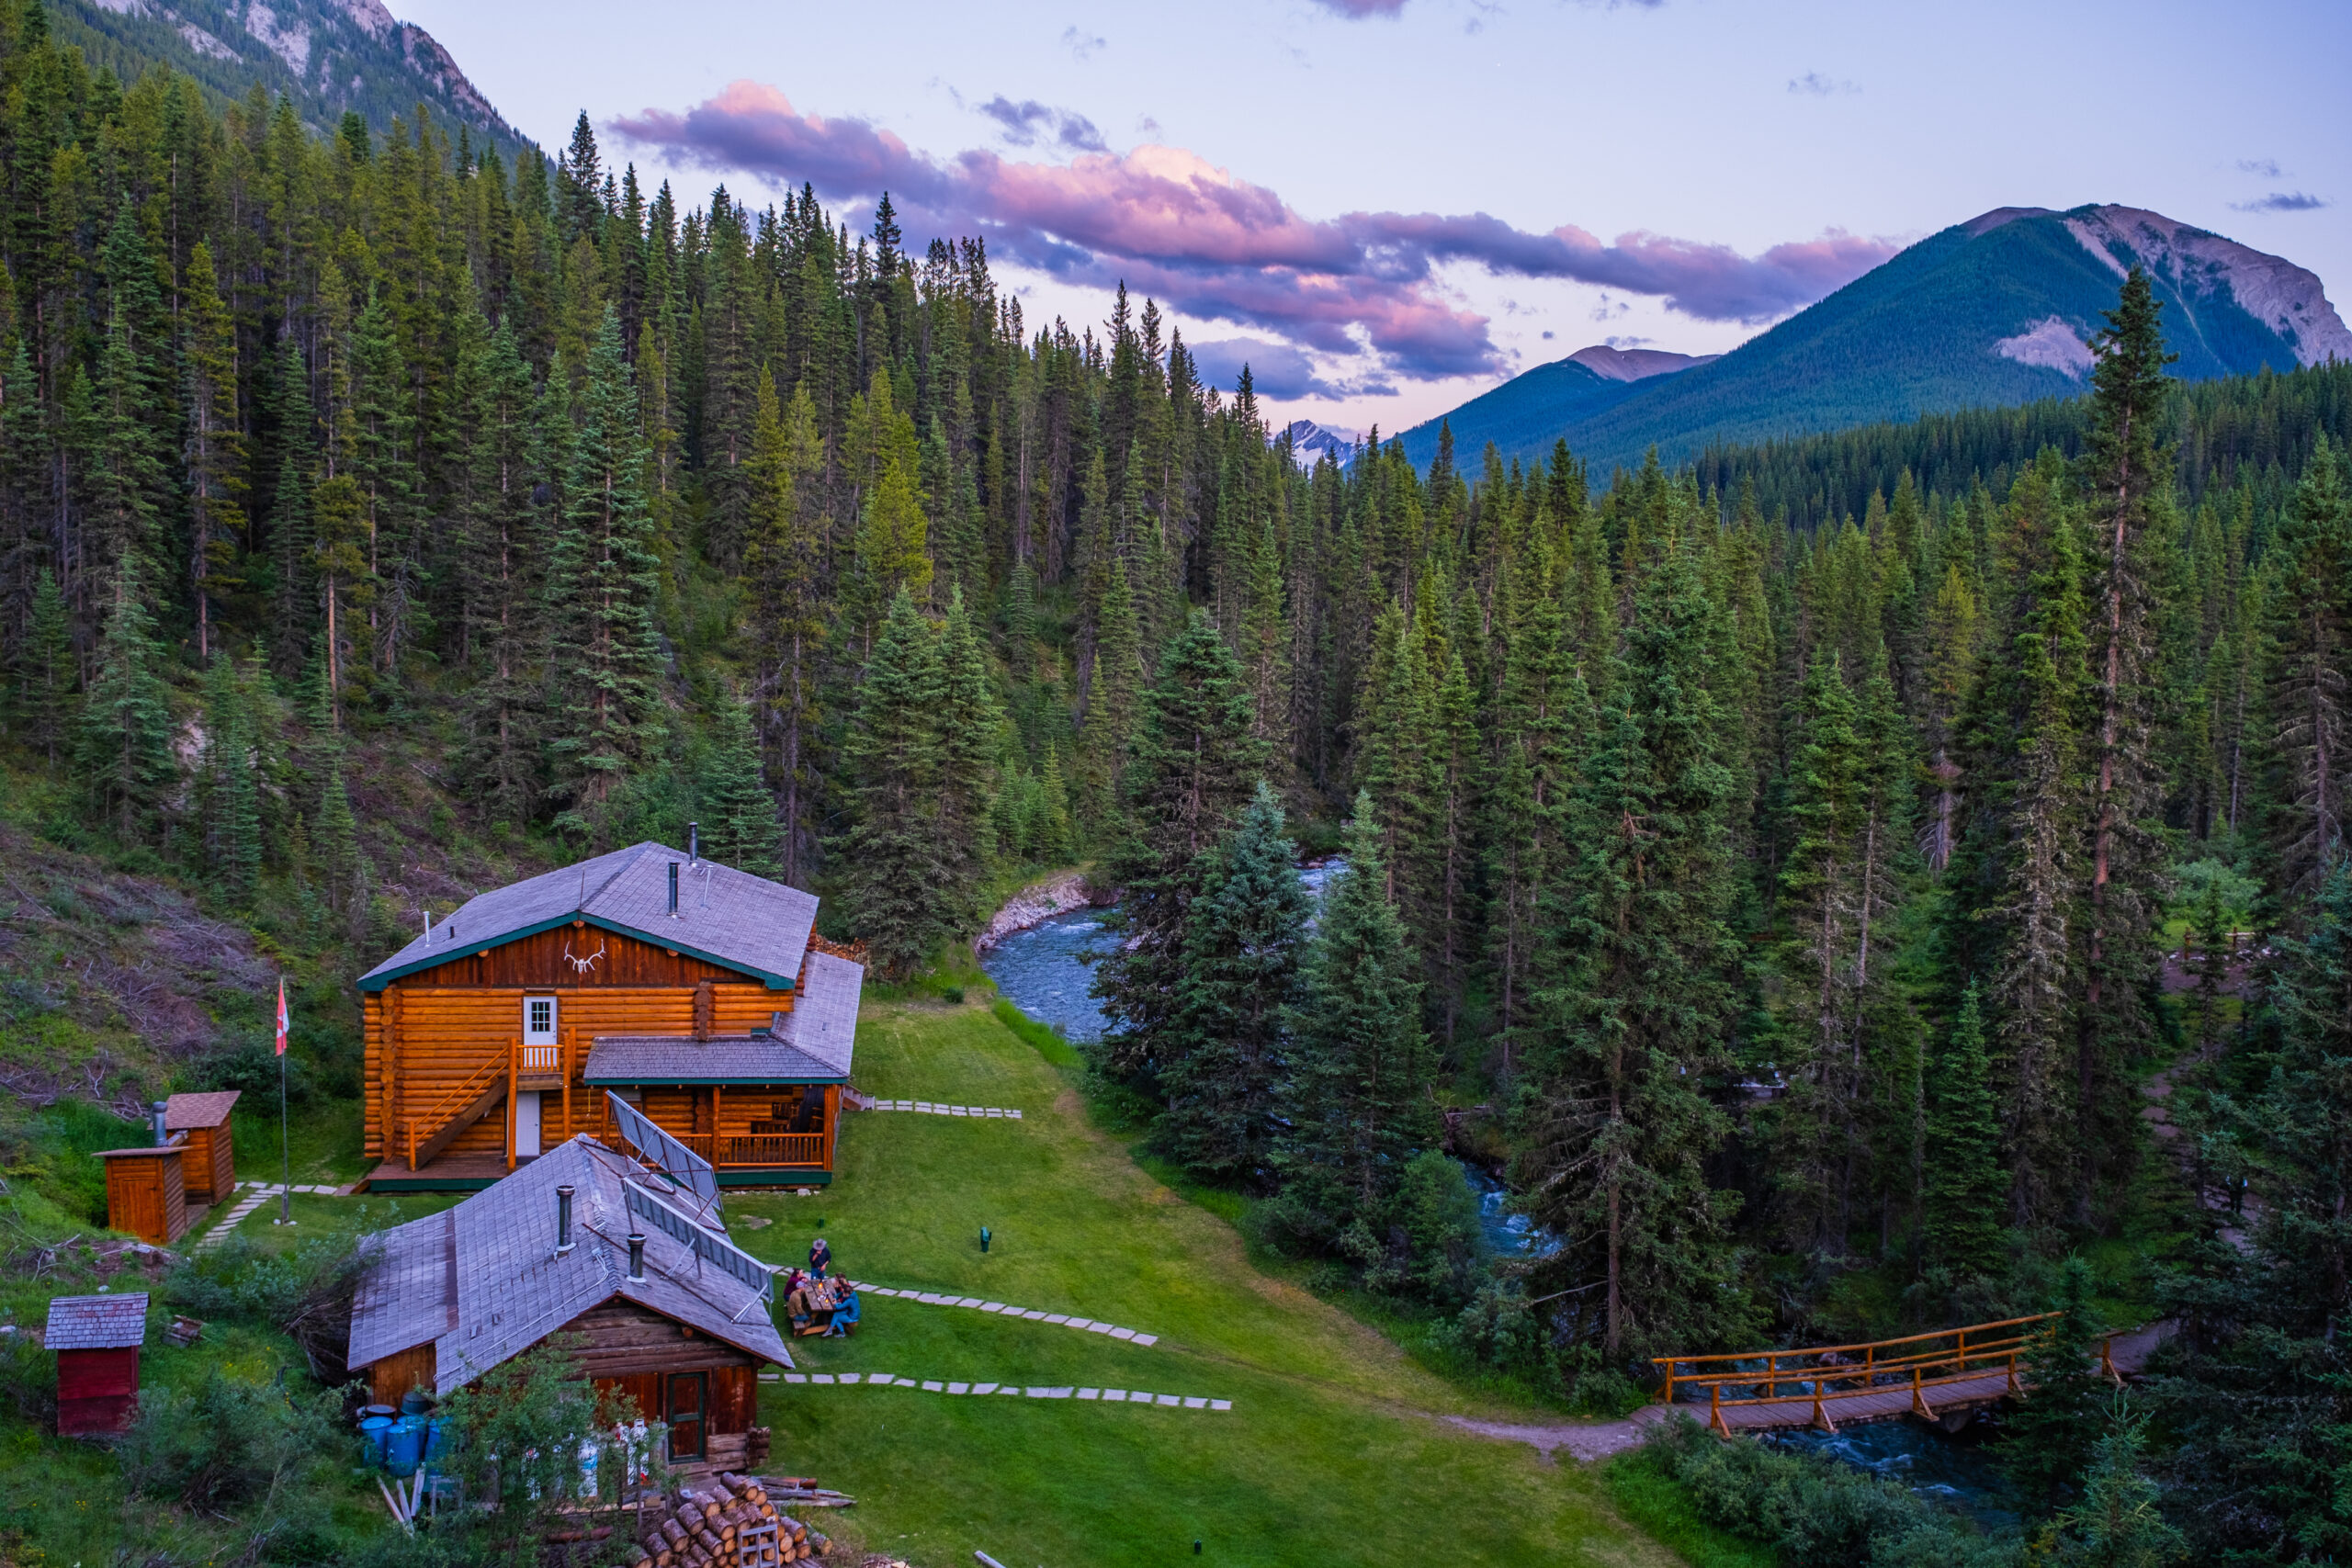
[668,863,680,916]
[556,1185,575,1255]
[151,1101,169,1147]
[627,1233,647,1281]
[688,822,699,863]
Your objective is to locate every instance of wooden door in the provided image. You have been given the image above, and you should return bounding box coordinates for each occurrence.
[665,1371,707,1461]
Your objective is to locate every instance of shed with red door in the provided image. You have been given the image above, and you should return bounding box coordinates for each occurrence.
[47,1292,148,1436]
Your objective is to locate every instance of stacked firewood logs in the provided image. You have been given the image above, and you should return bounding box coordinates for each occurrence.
[622,1472,831,1567]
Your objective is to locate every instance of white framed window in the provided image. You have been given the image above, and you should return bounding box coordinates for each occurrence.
[524,996,559,1045]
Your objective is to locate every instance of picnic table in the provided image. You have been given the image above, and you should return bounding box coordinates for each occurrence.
[786,1277,859,1337]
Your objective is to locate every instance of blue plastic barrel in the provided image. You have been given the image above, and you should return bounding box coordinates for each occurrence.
[425,1416,449,1462]
[385,1416,427,1477]
[358,1416,394,1466]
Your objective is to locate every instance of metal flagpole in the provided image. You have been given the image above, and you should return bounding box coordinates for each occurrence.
[275,976,294,1226]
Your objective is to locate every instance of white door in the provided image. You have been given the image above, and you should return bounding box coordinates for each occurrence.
[514,1091,542,1159]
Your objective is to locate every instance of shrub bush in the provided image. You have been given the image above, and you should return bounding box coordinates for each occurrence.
[1639,1416,2021,1567]
[119,1366,339,1509]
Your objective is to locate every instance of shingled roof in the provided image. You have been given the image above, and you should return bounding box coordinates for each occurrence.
[347,1135,792,1394]
[164,1091,240,1131]
[45,1292,149,1350]
[356,843,820,993]
[582,1036,845,1085]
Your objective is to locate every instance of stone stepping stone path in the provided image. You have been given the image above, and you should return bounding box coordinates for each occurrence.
[842,1282,1156,1347]
[760,1371,1227,1410]
[865,1100,1023,1118]
[191,1182,343,1248]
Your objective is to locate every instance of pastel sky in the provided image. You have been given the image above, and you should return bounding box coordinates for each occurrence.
[392,0,2351,434]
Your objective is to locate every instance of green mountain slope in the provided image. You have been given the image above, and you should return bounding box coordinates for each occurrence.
[51,0,533,160]
[1396,356,1645,468]
[1412,204,2351,475]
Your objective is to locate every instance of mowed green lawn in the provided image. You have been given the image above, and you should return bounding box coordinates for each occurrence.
[721,998,1684,1568]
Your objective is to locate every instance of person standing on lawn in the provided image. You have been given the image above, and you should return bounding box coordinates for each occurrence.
[808,1235,831,1279]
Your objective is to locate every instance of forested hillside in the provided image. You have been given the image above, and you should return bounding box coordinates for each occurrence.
[51,0,529,164]
[5,6,2352,1555]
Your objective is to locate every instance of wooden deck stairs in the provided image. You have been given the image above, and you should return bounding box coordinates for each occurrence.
[1653,1314,2135,1437]
[402,1055,508,1172]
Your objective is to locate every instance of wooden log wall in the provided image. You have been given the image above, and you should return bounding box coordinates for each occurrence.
[562,1301,763,1393]
[368,1342,437,1404]
[363,923,793,1160]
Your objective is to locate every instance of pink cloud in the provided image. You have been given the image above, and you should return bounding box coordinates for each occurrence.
[613,83,1898,382]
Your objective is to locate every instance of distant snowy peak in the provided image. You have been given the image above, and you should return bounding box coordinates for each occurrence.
[1564,344,1722,382]
[1277,419,1361,468]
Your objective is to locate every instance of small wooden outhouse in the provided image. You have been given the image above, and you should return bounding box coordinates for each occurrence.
[164,1091,241,1205]
[47,1292,148,1436]
[98,1145,187,1247]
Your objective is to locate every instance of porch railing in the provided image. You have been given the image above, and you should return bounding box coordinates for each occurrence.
[673,1133,828,1168]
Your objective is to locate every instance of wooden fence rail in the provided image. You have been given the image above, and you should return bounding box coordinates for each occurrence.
[1653,1313,2126,1436]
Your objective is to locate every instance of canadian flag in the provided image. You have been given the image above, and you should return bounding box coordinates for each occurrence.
[275,977,290,1058]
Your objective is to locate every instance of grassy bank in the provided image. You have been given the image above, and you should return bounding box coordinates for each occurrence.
[722,996,1688,1568]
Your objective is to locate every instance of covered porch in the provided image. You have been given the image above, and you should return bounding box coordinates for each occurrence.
[584,1032,845,1184]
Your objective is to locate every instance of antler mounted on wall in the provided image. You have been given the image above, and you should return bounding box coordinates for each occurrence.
[561,939,605,976]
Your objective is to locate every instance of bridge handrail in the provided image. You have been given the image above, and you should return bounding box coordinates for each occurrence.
[1651,1313,2069,1408]
[1652,1312,2059,1370]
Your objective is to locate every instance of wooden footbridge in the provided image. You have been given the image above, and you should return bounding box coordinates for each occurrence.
[1651,1314,2136,1437]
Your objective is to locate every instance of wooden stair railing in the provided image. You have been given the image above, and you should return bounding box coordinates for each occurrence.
[401,1046,511,1171]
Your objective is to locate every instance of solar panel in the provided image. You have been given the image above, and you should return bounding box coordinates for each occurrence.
[625,1180,775,1303]
[605,1092,719,1212]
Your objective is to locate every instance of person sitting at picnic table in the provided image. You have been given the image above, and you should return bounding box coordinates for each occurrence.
[808,1235,831,1280]
[822,1280,859,1337]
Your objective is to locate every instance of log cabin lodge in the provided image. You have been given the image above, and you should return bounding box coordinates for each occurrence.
[347,1133,792,1473]
[357,839,864,1192]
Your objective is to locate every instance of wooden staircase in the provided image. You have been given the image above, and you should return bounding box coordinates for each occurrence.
[402,1049,510,1171]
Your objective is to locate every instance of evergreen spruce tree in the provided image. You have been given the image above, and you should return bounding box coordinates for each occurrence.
[1159,782,1309,1185]
[2257,434,2350,915]
[1999,1257,2112,1513]
[544,309,665,845]
[315,753,370,931]
[75,554,175,842]
[1923,984,2007,1277]
[1076,552,1144,829]
[1776,649,1868,1254]
[701,684,782,876]
[935,586,1003,923]
[1092,610,1266,1082]
[180,239,244,662]
[20,569,73,766]
[1276,795,1437,1233]
[1521,538,1751,1357]
[457,322,549,829]
[2078,268,2177,1214]
[1966,455,2092,1229]
[2044,1403,2186,1568]
[743,379,827,885]
[266,341,318,681]
[201,654,262,903]
[833,590,956,979]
